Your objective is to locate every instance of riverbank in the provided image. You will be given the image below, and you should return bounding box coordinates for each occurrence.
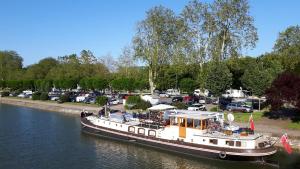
[0,97,101,115]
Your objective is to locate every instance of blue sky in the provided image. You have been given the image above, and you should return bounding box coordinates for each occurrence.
[0,0,299,66]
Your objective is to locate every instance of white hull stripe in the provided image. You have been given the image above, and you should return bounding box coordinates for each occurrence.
[81,121,277,156]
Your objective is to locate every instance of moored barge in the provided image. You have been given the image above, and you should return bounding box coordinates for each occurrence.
[81,110,277,161]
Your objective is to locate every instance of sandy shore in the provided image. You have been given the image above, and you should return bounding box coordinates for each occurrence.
[0,97,101,115]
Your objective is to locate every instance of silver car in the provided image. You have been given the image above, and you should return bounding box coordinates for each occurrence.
[226,102,253,112]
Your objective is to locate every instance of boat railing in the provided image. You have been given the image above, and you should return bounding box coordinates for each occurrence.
[138,119,163,129]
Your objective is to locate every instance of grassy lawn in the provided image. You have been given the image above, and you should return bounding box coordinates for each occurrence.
[287,122,300,130]
[224,111,264,123]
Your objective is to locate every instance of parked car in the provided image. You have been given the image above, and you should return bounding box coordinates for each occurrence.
[84,97,96,104]
[172,96,183,102]
[226,102,253,112]
[166,89,180,97]
[109,98,120,105]
[219,97,233,110]
[187,103,206,111]
[198,96,206,104]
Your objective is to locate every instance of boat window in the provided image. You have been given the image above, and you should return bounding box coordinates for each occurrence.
[187,118,193,128]
[236,141,241,147]
[194,119,200,129]
[179,118,186,127]
[170,117,178,126]
[209,139,218,145]
[138,128,145,135]
[226,140,234,146]
[148,130,156,137]
[128,126,135,133]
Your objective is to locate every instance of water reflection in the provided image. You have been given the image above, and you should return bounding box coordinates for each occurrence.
[82,133,282,169]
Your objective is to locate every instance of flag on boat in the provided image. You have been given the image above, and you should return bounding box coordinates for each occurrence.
[281,133,292,154]
[249,114,255,131]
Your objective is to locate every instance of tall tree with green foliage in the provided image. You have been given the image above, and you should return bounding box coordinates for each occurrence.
[133,6,179,94]
[212,0,258,60]
[179,78,198,93]
[272,25,300,70]
[205,62,232,96]
[274,25,300,52]
[0,51,23,80]
[182,0,216,67]
[24,57,58,80]
[241,60,282,96]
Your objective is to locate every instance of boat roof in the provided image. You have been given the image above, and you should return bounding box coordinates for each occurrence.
[166,109,221,115]
[169,113,211,120]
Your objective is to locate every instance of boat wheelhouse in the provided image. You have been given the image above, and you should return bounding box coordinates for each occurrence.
[81,110,277,161]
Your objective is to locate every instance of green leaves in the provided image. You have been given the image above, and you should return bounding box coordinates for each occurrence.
[79,78,108,91]
[205,62,232,96]
[241,60,283,96]
[96,96,108,106]
[179,78,198,94]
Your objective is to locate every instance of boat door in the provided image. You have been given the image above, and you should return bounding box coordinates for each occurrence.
[178,117,186,138]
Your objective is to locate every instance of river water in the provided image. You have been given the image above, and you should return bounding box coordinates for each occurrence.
[0,104,299,169]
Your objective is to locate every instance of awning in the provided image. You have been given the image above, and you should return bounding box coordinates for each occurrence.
[148,104,176,111]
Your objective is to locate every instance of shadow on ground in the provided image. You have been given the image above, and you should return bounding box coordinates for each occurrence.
[263,108,300,122]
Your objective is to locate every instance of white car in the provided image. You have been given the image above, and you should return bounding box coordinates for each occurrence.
[166,89,180,97]
[17,93,26,98]
[187,104,206,111]
[109,99,120,105]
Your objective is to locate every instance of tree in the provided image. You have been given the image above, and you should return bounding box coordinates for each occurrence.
[274,25,300,52]
[117,45,136,77]
[205,62,232,96]
[111,77,135,92]
[47,54,81,80]
[133,6,179,94]
[271,25,300,71]
[179,78,198,93]
[212,0,258,60]
[182,0,216,67]
[96,96,108,106]
[226,56,257,89]
[93,78,108,91]
[266,72,300,111]
[241,60,282,96]
[0,50,23,80]
[24,57,58,80]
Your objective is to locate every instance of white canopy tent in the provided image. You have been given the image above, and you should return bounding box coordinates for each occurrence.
[148,104,176,111]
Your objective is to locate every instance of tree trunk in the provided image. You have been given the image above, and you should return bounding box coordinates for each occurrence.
[149,67,155,95]
[220,31,227,61]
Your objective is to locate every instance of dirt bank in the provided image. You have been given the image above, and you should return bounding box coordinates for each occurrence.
[0,97,101,115]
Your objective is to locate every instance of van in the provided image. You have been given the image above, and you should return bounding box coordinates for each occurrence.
[166,89,180,97]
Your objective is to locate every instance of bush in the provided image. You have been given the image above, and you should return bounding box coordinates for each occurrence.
[135,100,152,110]
[171,102,187,109]
[32,92,41,100]
[126,96,152,110]
[96,96,108,106]
[59,94,70,103]
[0,91,9,97]
[40,92,49,100]
[126,96,140,105]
